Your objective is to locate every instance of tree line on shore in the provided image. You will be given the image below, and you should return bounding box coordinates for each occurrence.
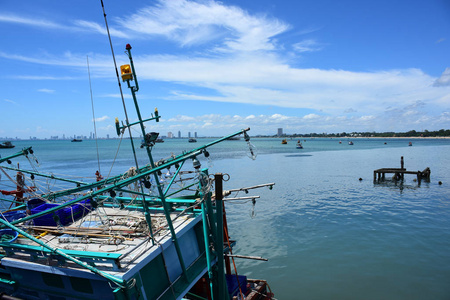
[274,129,450,138]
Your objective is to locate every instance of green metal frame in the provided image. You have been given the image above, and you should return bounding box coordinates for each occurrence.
[0,147,33,164]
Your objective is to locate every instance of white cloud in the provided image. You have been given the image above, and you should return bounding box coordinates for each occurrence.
[359,115,375,121]
[118,0,289,51]
[38,89,55,94]
[132,52,449,119]
[292,39,323,53]
[0,14,61,29]
[2,2,447,126]
[434,68,450,87]
[100,94,132,99]
[155,107,450,135]
[303,114,320,120]
[73,20,128,38]
[4,99,17,105]
[99,124,114,131]
[13,75,80,80]
[94,116,110,122]
[0,13,127,38]
[168,115,196,122]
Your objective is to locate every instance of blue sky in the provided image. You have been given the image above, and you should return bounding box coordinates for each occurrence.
[1,0,449,139]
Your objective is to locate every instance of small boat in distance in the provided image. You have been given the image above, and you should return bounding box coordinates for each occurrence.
[155,138,164,143]
[0,141,15,149]
[71,139,82,142]
[409,142,412,146]
[348,141,354,145]
[296,140,303,149]
[281,139,287,144]
[188,138,197,143]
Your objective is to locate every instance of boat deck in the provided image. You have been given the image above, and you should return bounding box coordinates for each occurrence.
[1,207,201,280]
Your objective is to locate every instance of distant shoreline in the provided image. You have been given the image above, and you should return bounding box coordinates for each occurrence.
[1,136,450,141]
[264,136,450,140]
[346,136,450,139]
[271,136,450,140]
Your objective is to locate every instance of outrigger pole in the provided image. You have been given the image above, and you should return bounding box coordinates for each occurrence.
[0,147,33,164]
[1,165,87,186]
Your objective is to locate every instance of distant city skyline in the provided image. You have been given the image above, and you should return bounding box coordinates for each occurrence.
[3,128,449,141]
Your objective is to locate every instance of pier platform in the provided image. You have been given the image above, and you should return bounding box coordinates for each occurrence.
[373,156,430,184]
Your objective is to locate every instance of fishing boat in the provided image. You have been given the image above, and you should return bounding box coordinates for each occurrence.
[188,138,197,143]
[71,139,82,142]
[296,140,303,149]
[281,139,287,144]
[0,141,15,149]
[0,43,275,299]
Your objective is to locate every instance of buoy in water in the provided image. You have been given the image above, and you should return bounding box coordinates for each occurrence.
[359,178,363,181]
[438,181,442,185]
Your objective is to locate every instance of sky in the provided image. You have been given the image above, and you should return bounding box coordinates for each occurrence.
[1,0,449,139]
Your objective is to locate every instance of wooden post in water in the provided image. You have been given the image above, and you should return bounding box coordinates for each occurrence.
[400,156,404,180]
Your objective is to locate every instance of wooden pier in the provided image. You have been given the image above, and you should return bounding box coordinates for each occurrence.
[373,156,430,184]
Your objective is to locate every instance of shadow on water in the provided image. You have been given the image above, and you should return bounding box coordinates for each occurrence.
[373,179,429,193]
[284,154,313,157]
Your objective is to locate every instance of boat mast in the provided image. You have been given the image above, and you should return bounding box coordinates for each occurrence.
[120,44,189,279]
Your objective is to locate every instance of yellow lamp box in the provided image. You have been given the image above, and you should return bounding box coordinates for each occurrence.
[120,64,133,81]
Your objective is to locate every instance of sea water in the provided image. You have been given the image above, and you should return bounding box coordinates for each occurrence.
[1,137,450,299]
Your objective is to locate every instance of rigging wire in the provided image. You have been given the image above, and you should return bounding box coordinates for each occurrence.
[100,0,141,172]
[87,55,101,174]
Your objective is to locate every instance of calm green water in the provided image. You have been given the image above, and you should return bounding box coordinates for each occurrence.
[1,137,450,299]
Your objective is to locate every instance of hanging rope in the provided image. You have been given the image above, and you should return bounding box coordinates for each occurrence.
[87,55,101,174]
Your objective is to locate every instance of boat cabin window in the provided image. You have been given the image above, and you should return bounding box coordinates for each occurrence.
[70,276,94,294]
[42,272,64,289]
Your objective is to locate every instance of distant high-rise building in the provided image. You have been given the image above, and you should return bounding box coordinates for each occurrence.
[277,128,283,137]
[168,132,173,138]
[194,132,197,138]
[188,132,191,138]
[178,131,181,138]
